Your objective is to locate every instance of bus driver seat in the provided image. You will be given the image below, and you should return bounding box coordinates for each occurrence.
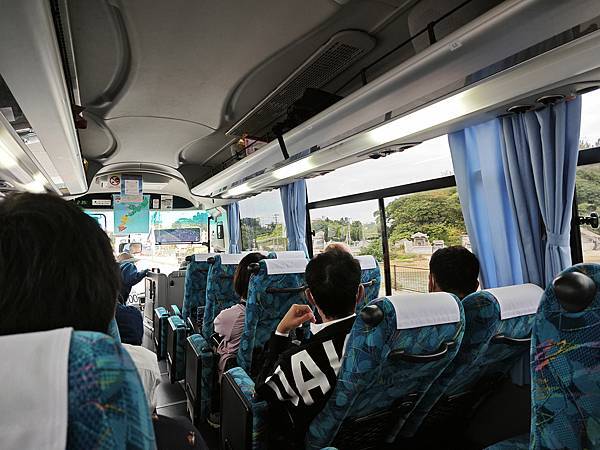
[0,328,155,450]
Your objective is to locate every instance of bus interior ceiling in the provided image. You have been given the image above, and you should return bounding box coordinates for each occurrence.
[4,0,600,202]
[0,1,600,448]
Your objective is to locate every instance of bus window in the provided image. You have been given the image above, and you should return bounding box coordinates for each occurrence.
[309,200,385,297]
[84,208,210,276]
[307,136,453,203]
[384,188,468,294]
[575,163,600,263]
[239,190,287,252]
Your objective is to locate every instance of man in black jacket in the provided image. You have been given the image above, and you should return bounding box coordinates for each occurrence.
[256,249,364,444]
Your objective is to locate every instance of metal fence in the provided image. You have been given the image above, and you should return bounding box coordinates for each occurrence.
[391,265,429,293]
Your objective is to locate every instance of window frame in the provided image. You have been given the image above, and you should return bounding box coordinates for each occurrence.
[306,146,600,294]
[306,175,456,296]
[572,146,600,264]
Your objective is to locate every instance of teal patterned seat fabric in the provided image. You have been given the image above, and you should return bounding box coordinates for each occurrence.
[154,306,169,360]
[202,254,243,338]
[306,293,465,450]
[68,331,155,449]
[402,283,543,438]
[167,315,187,383]
[182,254,213,323]
[237,258,308,374]
[529,264,600,450]
[107,317,122,343]
[355,255,382,311]
[220,367,269,450]
[185,332,215,423]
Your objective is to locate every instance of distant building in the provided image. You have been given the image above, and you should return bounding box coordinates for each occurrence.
[411,232,430,247]
[461,235,472,251]
[403,232,444,255]
[313,231,326,252]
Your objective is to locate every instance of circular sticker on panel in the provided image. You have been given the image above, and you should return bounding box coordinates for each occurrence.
[109,175,121,187]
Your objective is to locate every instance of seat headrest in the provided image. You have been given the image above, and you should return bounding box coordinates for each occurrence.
[355,255,377,270]
[194,253,216,262]
[485,283,544,319]
[219,253,245,265]
[0,328,72,450]
[553,271,597,312]
[242,250,269,256]
[387,292,460,330]
[271,250,306,259]
[264,258,308,275]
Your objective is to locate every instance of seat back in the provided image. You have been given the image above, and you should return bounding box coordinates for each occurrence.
[531,264,600,450]
[144,271,168,321]
[0,330,155,449]
[68,331,155,449]
[355,255,382,310]
[267,250,306,259]
[306,293,464,450]
[237,258,308,373]
[202,254,243,337]
[167,270,186,311]
[182,253,214,322]
[402,283,543,436]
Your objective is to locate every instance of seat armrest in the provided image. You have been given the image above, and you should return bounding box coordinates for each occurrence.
[187,333,216,421]
[170,304,182,317]
[211,333,223,348]
[221,367,268,450]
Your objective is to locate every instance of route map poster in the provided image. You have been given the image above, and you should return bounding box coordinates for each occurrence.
[113,195,150,235]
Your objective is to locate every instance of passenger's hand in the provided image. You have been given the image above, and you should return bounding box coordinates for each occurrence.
[276,304,315,335]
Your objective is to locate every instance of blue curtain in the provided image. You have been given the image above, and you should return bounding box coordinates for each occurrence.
[502,98,581,285]
[499,115,545,287]
[225,202,241,253]
[449,120,525,288]
[279,180,309,255]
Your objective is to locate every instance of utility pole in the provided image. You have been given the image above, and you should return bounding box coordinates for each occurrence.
[273,213,279,248]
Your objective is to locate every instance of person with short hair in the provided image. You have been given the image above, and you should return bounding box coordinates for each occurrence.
[0,193,120,335]
[115,252,148,345]
[214,252,267,379]
[323,242,352,254]
[428,246,480,299]
[256,249,364,444]
[117,252,148,303]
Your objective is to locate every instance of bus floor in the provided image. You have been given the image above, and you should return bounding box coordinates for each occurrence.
[150,348,220,448]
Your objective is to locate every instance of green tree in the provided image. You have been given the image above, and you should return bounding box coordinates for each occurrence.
[385,188,466,246]
[359,238,383,261]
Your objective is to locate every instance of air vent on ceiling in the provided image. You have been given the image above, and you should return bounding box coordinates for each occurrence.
[227,30,375,141]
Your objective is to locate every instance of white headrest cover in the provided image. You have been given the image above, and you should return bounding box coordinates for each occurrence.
[273,250,306,259]
[219,253,245,265]
[388,292,460,330]
[264,258,308,275]
[486,283,544,320]
[194,253,216,262]
[355,255,377,270]
[0,327,72,450]
[242,250,268,256]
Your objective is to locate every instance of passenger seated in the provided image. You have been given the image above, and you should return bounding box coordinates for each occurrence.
[117,252,149,302]
[0,193,120,335]
[255,249,364,444]
[214,252,266,379]
[122,343,161,411]
[0,193,208,449]
[429,246,480,299]
[324,242,352,253]
[115,252,148,344]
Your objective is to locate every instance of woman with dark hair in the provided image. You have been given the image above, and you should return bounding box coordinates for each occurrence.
[213,252,266,379]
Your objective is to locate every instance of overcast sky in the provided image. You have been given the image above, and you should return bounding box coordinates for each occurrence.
[240,90,600,225]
